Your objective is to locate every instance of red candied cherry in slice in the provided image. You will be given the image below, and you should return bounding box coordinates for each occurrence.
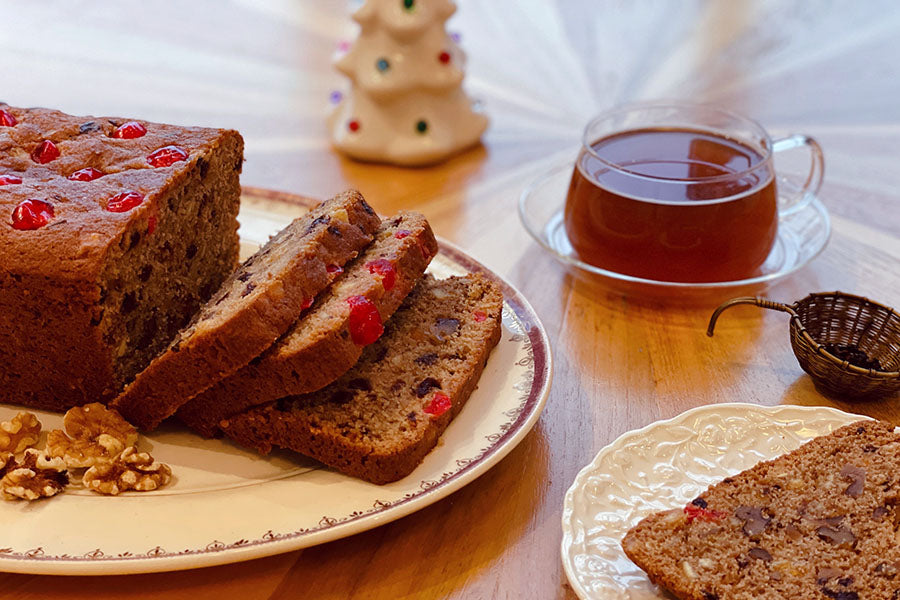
[147,145,188,167]
[111,121,147,139]
[31,140,60,164]
[393,229,411,239]
[473,310,487,322]
[0,109,17,127]
[67,167,105,181]
[0,174,22,185]
[300,296,314,310]
[683,504,724,524]
[326,264,343,275]
[347,295,383,345]
[366,258,396,290]
[11,199,54,230]
[106,190,145,213]
[424,392,452,417]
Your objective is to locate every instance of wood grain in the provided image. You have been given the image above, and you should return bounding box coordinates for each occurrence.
[2,0,900,598]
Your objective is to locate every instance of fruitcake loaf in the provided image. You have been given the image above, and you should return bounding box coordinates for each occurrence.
[177,211,438,438]
[622,420,900,600]
[0,103,243,411]
[111,190,382,430]
[219,274,504,484]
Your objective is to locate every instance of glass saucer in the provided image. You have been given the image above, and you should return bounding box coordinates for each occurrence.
[518,161,831,294]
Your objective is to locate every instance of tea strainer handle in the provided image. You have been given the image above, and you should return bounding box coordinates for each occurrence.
[706,297,800,337]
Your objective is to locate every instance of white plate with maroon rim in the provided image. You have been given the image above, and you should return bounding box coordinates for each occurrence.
[0,190,552,575]
[560,403,870,600]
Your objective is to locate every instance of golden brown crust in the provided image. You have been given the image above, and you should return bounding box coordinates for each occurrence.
[177,212,438,438]
[220,274,504,485]
[111,190,381,430]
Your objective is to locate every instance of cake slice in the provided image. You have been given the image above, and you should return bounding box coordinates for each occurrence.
[622,420,900,600]
[177,211,438,438]
[0,103,243,411]
[111,190,381,430]
[219,274,504,484]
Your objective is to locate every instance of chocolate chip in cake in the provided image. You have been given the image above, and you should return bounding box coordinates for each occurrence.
[327,225,342,237]
[186,243,198,260]
[237,271,252,282]
[414,377,441,398]
[79,121,100,134]
[360,199,375,215]
[691,497,708,509]
[305,215,330,235]
[414,353,438,366]
[241,282,256,298]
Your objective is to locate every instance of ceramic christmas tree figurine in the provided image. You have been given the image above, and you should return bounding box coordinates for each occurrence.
[328,0,488,166]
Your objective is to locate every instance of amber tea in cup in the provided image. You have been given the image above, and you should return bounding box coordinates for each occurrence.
[564,104,823,283]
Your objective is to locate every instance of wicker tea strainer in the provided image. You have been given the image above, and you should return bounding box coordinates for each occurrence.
[707,291,900,401]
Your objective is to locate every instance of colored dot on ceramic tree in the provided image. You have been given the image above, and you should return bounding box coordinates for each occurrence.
[403,0,414,10]
[329,90,343,104]
[376,58,390,72]
[348,119,361,132]
[438,51,451,64]
[416,120,428,134]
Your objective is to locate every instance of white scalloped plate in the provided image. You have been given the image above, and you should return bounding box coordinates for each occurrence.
[0,200,552,575]
[560,403,869,599]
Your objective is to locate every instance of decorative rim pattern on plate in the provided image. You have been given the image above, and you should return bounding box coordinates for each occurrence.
[560,403,869,600]
[518,162,832,290]
[0,195,553,575]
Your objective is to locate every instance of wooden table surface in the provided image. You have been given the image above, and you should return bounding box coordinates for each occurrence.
[3,1,900,598]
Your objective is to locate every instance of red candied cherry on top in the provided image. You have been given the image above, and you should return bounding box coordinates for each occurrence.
[366,258,396,290]
[111,121,147,139]
[424,392,452,417]
[0,174,23,185]
[347,295,383,345]
[147,145,188,167]
[11,199,54,230]
[31,140,60,164]
[106,190,145,213]
[67,167,105,182]
[0,109,17,127]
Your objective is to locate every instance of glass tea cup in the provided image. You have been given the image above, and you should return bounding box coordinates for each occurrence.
[563,103,824,283]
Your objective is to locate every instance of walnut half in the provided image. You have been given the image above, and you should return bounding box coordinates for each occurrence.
[48,403,138,468]
[0,412,41,454]
[1,449,68,501]
[83,447,172,496]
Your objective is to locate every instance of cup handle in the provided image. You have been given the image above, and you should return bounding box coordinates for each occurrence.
[771,134,825,216]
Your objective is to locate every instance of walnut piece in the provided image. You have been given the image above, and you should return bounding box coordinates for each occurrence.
[47,403,138,468]
[0,412,41,454]
[83,447,172,496]
[1,449,68,501]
